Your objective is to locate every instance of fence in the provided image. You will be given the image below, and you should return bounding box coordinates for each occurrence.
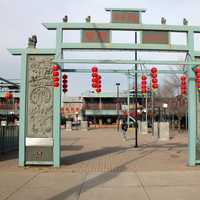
[0,125,19,154]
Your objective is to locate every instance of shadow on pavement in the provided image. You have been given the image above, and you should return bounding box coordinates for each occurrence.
[61,145,83,151]
[0,150,18,161]
[61,146,131,165]
[48,148,156,200]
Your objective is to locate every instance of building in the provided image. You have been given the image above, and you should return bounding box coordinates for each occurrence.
[81,90,144,125]
[0,81,20,125]
[62,96,83,122]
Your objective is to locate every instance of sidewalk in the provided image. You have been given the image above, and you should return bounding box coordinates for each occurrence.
[1,170,200,200]
[0,128,200,200]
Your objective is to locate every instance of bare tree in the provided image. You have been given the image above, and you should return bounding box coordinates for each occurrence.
[158,74,187,132]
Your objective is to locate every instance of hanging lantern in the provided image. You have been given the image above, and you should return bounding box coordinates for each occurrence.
[141,75,147,95]
[151,67,158,90]
[62,74,68,93]
[4,92,13,100]
[195,68,200,90]
[91,66,98,73]
[52,65,60,88]
[180,75,187,95]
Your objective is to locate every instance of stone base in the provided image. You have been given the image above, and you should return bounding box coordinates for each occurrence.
[159,122,170,141]
[140,121,148,134]
[66,121,72,131]
[81,121,88,131]
[153,122,159,138]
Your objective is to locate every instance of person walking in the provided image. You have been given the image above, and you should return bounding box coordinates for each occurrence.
[121,119,128,140]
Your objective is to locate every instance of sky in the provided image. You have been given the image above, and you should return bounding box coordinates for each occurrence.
[0,0,200,96]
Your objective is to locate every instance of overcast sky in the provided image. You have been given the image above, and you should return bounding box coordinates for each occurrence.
[0,0,200,96]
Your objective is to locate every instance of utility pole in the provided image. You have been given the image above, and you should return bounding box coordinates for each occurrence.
[134,31,138,148]
[127,75,130,127]
[116,83,120,131]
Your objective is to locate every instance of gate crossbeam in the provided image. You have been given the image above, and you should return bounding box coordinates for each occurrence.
[43,22,200,33]
[61,43,188,52]
[56,59,200,65]
[62,68,185,75]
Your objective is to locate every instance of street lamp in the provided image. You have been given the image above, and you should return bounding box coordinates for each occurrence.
[116,83,120,131]
[162,103,168,122]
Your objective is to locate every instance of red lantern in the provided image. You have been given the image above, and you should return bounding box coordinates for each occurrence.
[52,71,59,76]
[91,66,98,73]
[195,68,200,90]
[151,73,157,78]
[152,78,158,84]
[92,72,98,77]
[180,76,186,81]
[96,88,101,93]
[91,66,102,92]
[4,92,13,100]
[141,75,147,80]
[151,67,158,73]
[151,67,158,90]
[53,77,59,82]
[141,75,147,95]
[52,65,60,88]
[62,74,68,93]
[152,83,158,89]
[54,82,59,87]
[62,74,68,79]
[52,65,59,71]
[92,83,98,88]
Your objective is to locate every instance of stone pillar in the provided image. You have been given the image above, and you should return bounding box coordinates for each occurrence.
[153,122,159,138]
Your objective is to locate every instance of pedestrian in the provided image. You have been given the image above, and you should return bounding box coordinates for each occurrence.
[121,119,128,140]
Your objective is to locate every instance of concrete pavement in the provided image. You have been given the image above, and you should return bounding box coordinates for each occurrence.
[0,128,200,200]
[1,171,200,200]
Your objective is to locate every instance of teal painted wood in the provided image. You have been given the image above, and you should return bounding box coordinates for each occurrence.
[42,22,200,33]
[187,31,196,166]
[62,69,185,74]
[55,59,200,65]
[8,48,56,55]
[61,43,188,51]
[53,28,62,167]
[18,53,27,166]
[42,22,200,32]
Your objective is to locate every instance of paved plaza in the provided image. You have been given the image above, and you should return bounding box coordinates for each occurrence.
[0,128,200,200]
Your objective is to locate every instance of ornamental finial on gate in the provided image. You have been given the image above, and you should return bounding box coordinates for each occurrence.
[161,17,166,25]
[85,16,91,23]
[63,15,68,22]
[183,18,188,25]
[28,35,37,48]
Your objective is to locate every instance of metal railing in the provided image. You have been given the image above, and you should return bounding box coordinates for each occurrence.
[0,125,19,154]
[83,103,122,110]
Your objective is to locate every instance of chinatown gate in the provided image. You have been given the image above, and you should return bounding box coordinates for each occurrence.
[8,8,200,167]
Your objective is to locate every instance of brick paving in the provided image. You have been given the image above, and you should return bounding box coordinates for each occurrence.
[0,127,198,172]
[59,128,197,172]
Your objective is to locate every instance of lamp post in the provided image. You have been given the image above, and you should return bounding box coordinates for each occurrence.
[162,103,168,122]
[116,83,120,131]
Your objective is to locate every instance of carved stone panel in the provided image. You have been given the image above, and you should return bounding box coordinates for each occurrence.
[27,55,54,138]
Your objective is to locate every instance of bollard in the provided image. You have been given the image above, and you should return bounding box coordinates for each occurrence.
[81,121,88,131]
[159,122,170,141]
[66,121,72,131]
